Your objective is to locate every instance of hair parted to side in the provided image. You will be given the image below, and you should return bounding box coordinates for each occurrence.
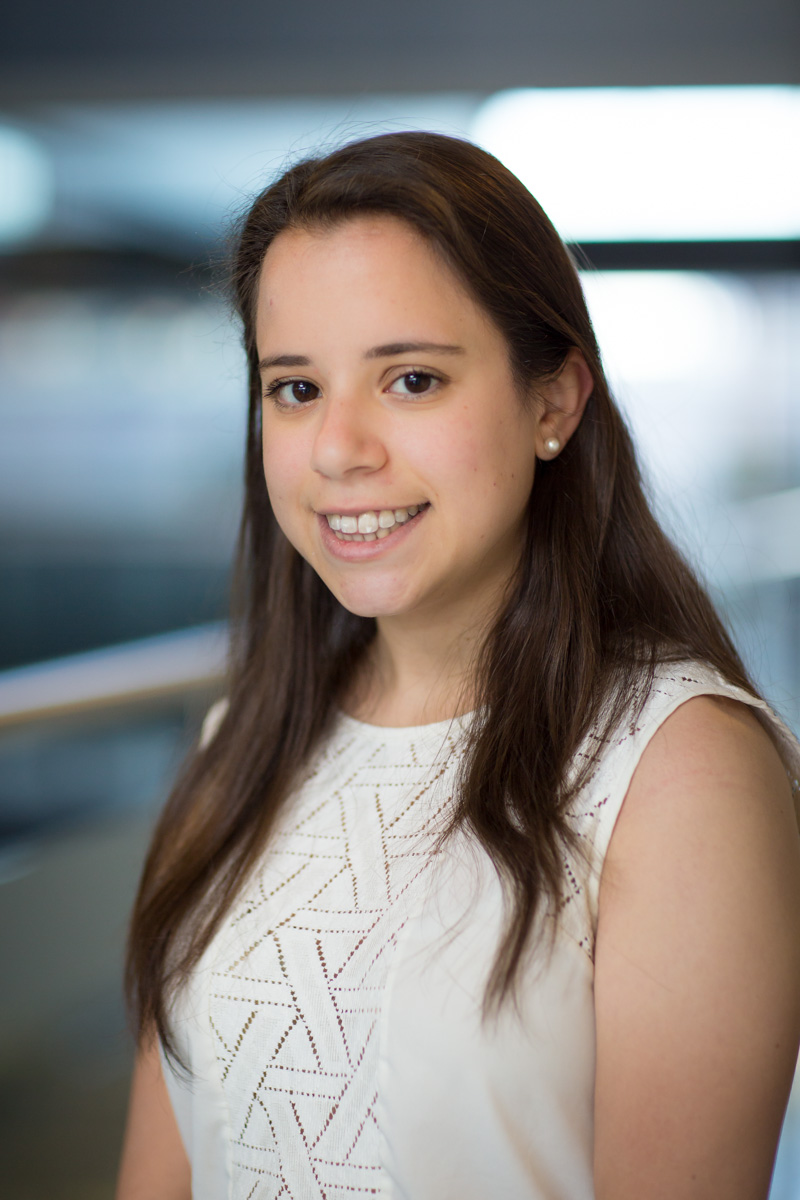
[126,131,754,1066]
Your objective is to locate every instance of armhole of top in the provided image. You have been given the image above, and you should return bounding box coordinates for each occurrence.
[157,1038,192,1158]
[578,666,800,928]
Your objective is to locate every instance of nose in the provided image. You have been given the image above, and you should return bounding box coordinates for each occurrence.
[310,391,388,480]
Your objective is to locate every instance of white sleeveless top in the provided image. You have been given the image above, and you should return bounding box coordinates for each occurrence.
[162,663,800,1199]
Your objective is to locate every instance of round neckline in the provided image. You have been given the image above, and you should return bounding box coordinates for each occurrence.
[335,706,475,741]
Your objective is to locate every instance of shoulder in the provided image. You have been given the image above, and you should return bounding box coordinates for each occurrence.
[600,690,800,941]
[607,692,797,874]
[569,661,800,873]
[617,691,794,833]
[593,693,800,1197]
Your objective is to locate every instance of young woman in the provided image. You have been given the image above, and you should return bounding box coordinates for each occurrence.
[118,131,800,1200]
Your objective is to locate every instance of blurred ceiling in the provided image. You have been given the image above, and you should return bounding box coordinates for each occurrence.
[0,2,797,265]
[2,0,798,103]
[0,95,480,261]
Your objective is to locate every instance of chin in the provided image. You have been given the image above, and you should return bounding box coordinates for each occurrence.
[329,582,417,620]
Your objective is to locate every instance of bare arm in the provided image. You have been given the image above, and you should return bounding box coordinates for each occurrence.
[594,695,800,1199]
[116,1036,191,1200]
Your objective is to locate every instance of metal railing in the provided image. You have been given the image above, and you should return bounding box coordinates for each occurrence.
[0,622,228,729]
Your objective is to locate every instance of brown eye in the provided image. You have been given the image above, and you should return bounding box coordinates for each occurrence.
[389,371,439,397]
[267,378,321,407]
[287,380,319,403]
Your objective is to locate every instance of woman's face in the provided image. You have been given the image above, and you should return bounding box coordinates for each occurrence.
[256,215,545,627]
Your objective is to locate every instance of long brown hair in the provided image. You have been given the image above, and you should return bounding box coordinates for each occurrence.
[126,131,754,1063]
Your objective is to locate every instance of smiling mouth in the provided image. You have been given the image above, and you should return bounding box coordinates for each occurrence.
[325,503,430,542]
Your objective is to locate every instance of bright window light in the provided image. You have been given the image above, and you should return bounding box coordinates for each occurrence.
[470,87,800,242]
[0,125,52,245]
[579,270,754,386]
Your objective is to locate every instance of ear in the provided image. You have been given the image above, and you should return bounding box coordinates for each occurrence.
[533,348,594,460]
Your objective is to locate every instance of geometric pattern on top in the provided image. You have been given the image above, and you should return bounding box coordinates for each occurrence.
[208,716,467,1199]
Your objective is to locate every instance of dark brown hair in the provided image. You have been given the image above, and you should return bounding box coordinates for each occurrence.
[126,131,754,1063]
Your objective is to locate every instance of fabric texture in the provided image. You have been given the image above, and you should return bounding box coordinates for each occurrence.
[162,662,800,1200]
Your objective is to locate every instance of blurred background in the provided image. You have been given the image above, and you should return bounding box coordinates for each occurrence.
[0,2,798,1196]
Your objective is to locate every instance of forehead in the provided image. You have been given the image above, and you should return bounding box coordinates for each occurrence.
[254,215,490,344]
[259,214,441,283]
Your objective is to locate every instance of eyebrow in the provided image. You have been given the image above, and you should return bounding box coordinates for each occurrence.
[258,353,311,371]
[364,341,465,360]
[257,341,465,373]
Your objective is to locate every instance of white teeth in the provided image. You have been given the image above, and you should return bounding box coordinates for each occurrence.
[325,503,428,540]
[358,511,379,534]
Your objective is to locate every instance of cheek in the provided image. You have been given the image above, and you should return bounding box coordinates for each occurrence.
[426,420,528,496]
[261,435,303,511]
[409,416,485,487]
[261,447,308,555]
[456,425,537,524]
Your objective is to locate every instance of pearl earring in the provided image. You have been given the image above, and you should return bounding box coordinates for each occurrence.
[544,437,561,455]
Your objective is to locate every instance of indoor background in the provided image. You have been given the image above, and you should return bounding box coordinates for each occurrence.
[0,2,799,1196]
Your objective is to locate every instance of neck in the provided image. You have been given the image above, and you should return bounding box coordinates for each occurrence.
[345,585,507,727]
